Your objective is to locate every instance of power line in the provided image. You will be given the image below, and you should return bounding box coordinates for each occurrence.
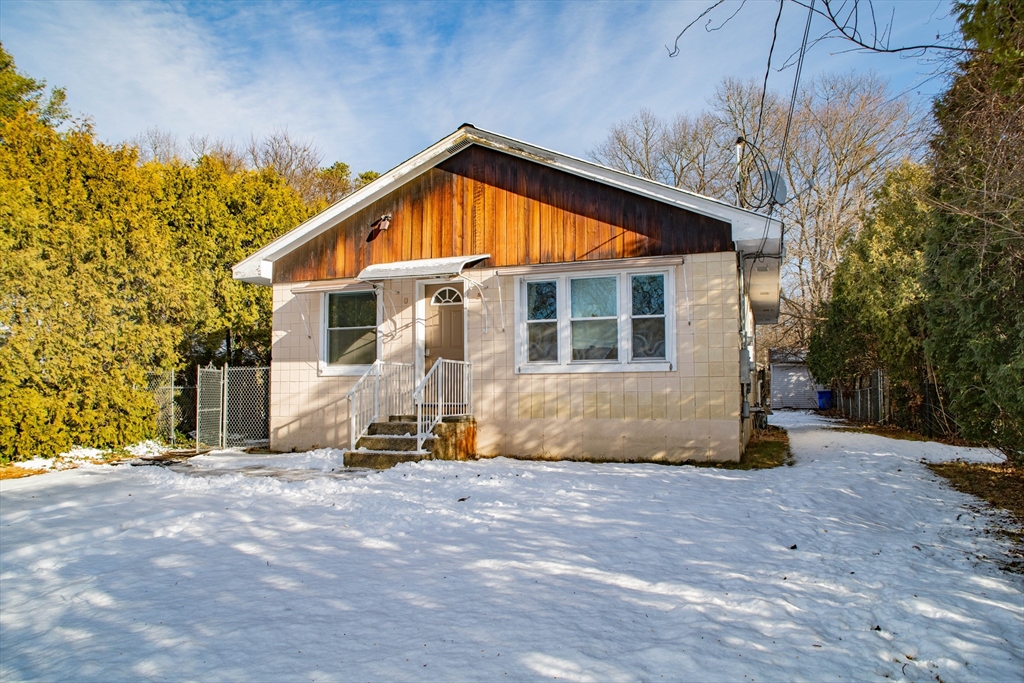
[753,0,816,263]
[753,0,785,149]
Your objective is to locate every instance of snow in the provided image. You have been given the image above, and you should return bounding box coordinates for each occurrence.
[126,441,164,459]
[12,446,110,471]
[1,412,1021,682]
[772,410,1007,465]
[188,448,348,473]
[12,440,167,471]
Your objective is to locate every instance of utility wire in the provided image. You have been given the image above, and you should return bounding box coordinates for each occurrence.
[753,0,785,149]
[753,0,816,262]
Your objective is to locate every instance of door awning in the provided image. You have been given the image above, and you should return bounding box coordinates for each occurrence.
[356,254,490,281]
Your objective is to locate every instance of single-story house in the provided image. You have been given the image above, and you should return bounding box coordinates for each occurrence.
[769,348,821,409]
[233,124,783,463]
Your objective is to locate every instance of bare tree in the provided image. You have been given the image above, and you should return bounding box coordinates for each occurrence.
[246,128,324,203]
[591,108,666,183]
[590,107,734,197]
[662,112,735,196]
[128,127,373,205]
[776,72,921,340]
[130,127,183,164]
[667,0,973,62]
[187,134,247,173]
[591,72,920,354]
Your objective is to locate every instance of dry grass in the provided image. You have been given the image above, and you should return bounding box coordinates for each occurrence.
[827,422,971,447]
[0,465,47,480]
[928,461,1024,522]
[928,461,1024,571]
[0,450,139,480]
[681,425,794,470]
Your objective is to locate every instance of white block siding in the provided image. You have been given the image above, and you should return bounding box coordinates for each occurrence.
[269,252,754,462]
[770,364,821,409]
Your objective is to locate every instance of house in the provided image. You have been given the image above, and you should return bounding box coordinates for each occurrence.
[769,348,821,409]
[233,125,783,465]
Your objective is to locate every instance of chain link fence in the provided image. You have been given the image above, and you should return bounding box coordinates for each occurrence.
[148,370,197,448]
[833,369,888,424]
[150,365,269,451]
[831,370,958,439]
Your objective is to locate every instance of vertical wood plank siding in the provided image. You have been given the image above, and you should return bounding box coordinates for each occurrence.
[273,146,733,283]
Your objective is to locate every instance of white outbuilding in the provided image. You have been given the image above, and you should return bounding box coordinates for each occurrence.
[770,348,821,409]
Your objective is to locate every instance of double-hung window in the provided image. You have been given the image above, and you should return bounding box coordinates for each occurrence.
[322,290,378,372]
[516,268,673,373]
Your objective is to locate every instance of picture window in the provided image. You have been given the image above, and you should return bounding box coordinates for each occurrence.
[516,268,674,373]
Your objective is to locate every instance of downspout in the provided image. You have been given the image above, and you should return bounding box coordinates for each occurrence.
[495,273,506,333]
[297,292,320,364]
[737,254,751,420]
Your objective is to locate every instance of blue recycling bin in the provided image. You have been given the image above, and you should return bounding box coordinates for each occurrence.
[817,390,833,410]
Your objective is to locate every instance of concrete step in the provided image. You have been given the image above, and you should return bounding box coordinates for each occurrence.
[356,434,433,452]
[345,450,431,470]
[367,421,417,436]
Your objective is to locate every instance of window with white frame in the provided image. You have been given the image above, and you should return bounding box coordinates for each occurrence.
[325,291,377,367]
[517,269,673,373]
[630,274,666,360]
[526,281,558,362]
[571,277,619,360]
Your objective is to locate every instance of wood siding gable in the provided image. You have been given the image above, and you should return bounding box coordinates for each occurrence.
[273,145,732,283]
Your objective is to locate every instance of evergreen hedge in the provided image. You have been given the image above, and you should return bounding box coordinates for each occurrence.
[0,48,311,460]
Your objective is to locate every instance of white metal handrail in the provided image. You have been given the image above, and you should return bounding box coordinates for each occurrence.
[345,361,415,450]
[413,358,473,452]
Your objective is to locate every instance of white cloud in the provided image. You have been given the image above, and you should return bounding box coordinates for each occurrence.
[0,0,958,173]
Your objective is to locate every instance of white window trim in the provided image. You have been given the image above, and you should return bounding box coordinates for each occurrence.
[318,286,382,376]
[514,266,675,374]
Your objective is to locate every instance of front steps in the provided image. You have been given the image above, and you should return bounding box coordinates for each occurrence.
[345,416,477,470]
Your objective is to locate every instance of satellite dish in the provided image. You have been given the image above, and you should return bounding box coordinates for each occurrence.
[762,169,788,206]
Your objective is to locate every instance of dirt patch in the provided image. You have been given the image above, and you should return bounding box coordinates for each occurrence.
[928,461,1024,572]
[0,465,46,480]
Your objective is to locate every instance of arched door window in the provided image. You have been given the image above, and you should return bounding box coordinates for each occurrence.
[430,287,464,306]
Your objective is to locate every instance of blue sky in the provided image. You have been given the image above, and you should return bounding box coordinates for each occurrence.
[2,1,957,175]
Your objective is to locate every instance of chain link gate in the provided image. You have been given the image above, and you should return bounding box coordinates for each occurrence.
[225,366,270,448]
[196,365,225,451]
[195,365,270,452]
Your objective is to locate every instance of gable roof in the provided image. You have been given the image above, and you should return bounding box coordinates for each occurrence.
[232,124,783,287]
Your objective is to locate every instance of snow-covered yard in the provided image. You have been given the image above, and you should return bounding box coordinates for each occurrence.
[1,412,1021,682]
